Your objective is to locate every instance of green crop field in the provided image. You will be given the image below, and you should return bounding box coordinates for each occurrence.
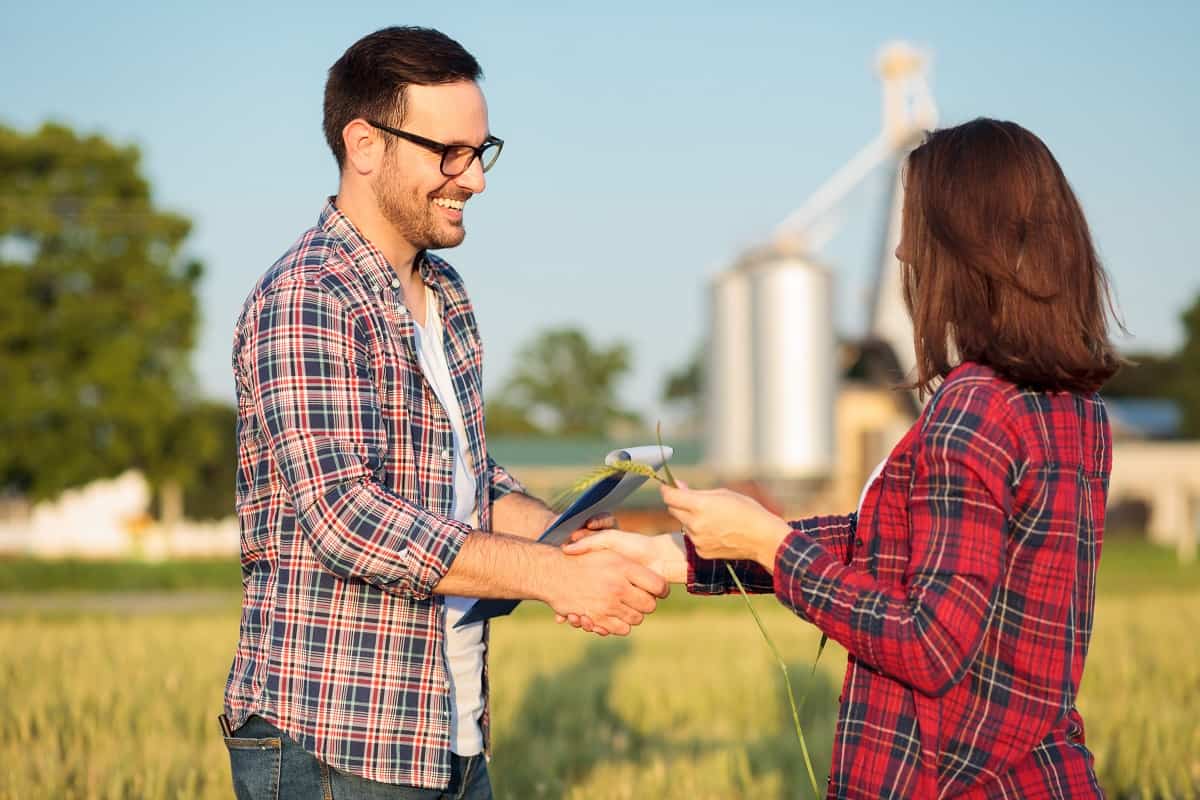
[1,538,1197,799]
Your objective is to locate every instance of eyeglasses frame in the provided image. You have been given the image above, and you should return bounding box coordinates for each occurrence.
[366,120,504,177]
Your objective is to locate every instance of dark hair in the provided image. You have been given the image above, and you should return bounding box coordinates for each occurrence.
[900,118,1124,396]
[323,26,482,169]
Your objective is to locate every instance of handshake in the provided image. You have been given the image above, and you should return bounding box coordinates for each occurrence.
[542,482,789,637]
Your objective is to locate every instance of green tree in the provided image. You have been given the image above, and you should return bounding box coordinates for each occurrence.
[1176,294,1200,437]
[0,123,204,500]
[661,348,702,414]
[1102,352,1178,399]
[162,401,238,520]
[484,397,546,438]
[499,328,641,437]
[1100,291,1200,439]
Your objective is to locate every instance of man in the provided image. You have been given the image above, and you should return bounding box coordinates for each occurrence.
[220,26,669,799]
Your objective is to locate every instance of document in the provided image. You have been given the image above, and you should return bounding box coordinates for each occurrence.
[453,444,673,627]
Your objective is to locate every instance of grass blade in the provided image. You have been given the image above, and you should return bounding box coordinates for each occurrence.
[726,565,822,799]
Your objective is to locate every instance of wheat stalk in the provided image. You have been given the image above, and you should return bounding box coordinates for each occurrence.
[553,427,826,798]
[656,422,824,799]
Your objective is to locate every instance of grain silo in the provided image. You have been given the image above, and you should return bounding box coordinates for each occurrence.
[748,253,836,478]
[702,41,937,485]
[704,247,835,480]
[704,268,754,476]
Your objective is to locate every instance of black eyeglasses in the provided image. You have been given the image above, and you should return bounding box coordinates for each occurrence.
[367,121,504,177]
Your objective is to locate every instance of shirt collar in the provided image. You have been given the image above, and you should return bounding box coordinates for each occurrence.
[317,197,446,295]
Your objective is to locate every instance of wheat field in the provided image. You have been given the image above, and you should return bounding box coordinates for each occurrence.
[1,583,1197,799]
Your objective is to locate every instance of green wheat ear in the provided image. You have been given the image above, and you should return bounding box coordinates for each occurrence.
[549,461,666,514]
[550,465,622,513]
[607,460,664,482]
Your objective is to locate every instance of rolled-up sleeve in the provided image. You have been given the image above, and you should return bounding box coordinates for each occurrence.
[486,455,526,502]
[772,385,1015,697]
[685,513,856,595]
[685,534,776,594]
[249,279,470,599]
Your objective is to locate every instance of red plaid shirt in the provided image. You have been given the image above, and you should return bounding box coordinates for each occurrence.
[223,200,525,788]
[689,363,1108,798]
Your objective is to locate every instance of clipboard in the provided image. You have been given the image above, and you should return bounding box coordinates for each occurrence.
[453,444,672,627]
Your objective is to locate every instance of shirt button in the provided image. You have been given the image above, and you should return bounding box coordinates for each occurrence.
[441,448,452,461]
[391,278,401,289]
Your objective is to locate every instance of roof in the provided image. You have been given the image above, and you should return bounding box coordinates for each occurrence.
[1105,398,1182,439]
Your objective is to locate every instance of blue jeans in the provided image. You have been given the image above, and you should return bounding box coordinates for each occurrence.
[222,715,492,800]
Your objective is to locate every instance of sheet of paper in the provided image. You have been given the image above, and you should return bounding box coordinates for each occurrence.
[453,444,672,628]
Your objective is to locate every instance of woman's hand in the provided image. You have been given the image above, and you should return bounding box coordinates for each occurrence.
[563,530,687,584]
[557,530,685,633]
[660,483,791,570]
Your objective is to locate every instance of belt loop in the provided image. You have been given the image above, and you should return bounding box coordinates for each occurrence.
[217,713,234,737]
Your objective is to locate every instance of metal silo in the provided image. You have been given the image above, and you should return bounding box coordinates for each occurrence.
[702,43,936,482]
[704,268,754,477]
[870,160,919,384]
[748,253,836,478]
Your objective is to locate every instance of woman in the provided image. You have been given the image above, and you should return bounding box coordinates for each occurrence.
[566,118,1120,798]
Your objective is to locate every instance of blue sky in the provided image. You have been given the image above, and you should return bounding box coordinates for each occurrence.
[3,1,1197,418]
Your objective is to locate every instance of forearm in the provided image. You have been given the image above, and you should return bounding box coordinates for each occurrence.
[774,528,998,697]
[491,491,557,540]
[434,530,562,600]
[296,476,471,600]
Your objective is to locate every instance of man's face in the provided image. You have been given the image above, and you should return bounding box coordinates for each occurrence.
[373,80,491,251]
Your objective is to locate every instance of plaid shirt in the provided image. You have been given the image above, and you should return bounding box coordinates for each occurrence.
[223,200,524,788]
[689,363,1108,798]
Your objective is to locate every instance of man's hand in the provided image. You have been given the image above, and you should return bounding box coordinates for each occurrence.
[567,512,616,544]
[556,531,685,633]
[542,549,669,637]
[577,512,617,536]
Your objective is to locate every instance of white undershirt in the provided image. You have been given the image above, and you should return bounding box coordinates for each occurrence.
[858,458,888,515]
[410,293,485,757]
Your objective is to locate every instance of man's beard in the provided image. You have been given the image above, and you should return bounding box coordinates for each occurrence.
[373,157,466,251]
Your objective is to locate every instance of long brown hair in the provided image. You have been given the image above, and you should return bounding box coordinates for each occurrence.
[900,118,1123,396]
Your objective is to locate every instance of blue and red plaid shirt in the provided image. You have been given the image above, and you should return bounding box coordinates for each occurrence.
[689,362,1108,798]
[224,200,525,788]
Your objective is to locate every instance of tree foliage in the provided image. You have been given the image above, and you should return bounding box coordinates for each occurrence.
[1103,292,1200,438]
[661,348,702,408]
[0,122,212,500]
[484,397,546,438]
[493,327,641,437]
[1175,294,1200,437]
[1103,352,1177,399]
[166,401,238,519]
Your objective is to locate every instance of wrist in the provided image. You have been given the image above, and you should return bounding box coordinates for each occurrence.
[654,532,688,584]
[532,544,568,606]
[756,518,791,572]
